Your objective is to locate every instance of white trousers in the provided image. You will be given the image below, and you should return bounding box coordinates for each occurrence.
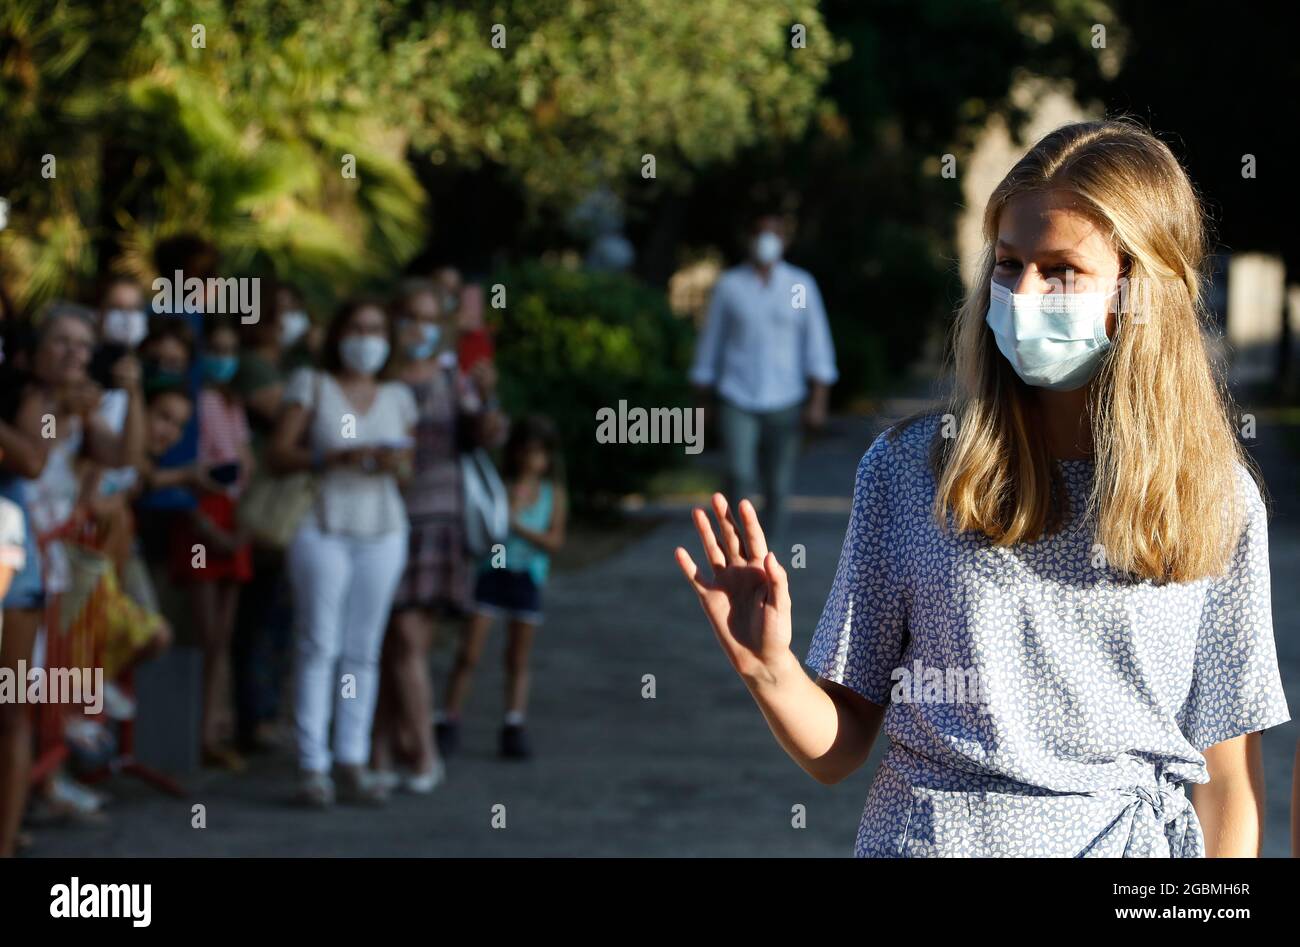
[287,519,408,773]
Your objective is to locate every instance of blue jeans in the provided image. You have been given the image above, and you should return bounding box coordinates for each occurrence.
[717,400,802,554]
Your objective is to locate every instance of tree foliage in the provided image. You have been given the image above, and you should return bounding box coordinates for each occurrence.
[1,0,839,310]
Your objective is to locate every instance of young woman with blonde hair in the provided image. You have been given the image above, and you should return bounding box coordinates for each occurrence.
[677,119,1289,857]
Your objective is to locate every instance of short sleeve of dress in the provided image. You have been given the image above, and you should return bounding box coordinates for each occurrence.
[804,432,910,705]
[1179,466,1290,752]
[282,367,317,409]
[389,381,418,432]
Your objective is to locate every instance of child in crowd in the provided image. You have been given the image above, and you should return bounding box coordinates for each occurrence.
[441,416,566,760]
[124,380,201,610]
[172,319,255,769]
[138,321,194,382]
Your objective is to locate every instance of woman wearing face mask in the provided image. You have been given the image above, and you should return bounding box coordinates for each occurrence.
[90,278,150,488]
[275,283,316,373]
[0,305,145,853]
[171,318,255,769]
[269,299,416,807]
[98,276,150,352]
[677,120,1289,858]
[369,280,500,792]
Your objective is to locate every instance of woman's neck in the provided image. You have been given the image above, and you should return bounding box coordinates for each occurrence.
[336,369,375,386]
[1033,385,1094,460]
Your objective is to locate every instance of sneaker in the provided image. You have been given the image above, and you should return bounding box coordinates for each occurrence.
[49,775,108,814]
[371,769,402,793]
[29,775,110,826]
[401,759,445,795]
[434,719,460,758]
[293,770,335,808]
[499,724,533,760]
[334,765,389,807]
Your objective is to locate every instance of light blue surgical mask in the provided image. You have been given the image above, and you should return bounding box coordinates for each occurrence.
[201,354,239,384]
[984,280,1113,391]
[751,231,783,266]
[402,321,441,360]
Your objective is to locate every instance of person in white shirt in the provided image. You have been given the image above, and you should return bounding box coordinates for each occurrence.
[269,299,416,808]
[690,211,838,548]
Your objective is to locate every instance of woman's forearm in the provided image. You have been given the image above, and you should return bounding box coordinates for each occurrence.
[744,650,885,785]
[144,464,191,492]
[1195,781,1262,856]
[121,386,147,470]
[510,521,562,554]
[0,418,48,479]
[268,443,316,475]
[1194,733,1266,857]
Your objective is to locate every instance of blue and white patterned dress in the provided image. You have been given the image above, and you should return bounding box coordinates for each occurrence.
[805,413,1290,857]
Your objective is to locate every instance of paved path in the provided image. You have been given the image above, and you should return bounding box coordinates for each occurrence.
[28,408,1300,856]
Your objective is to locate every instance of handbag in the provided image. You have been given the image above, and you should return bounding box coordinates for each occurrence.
[460,447,510,557]
[237,470,317,549]
[237,371,321,548]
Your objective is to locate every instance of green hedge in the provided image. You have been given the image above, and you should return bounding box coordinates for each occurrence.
[488,261,693,508]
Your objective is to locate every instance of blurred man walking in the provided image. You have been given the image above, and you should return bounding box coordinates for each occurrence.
[690,210,837,550]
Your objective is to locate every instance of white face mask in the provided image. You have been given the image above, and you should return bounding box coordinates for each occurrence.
[984,280,1113,391]
[752,231,784,266]
[339,334,389,376]
[280,310,310,347]
[102,308,148,348]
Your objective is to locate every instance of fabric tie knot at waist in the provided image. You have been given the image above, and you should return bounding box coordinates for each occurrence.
[1096,776,1203,857]
[1125,780,1191,826]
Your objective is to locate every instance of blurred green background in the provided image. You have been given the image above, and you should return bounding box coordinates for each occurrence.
[3,0,1298,499]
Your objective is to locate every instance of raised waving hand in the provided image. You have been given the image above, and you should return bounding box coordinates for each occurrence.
[674,494,792,684]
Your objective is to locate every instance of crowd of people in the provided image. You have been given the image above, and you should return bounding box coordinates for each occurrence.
[0,235,567,854]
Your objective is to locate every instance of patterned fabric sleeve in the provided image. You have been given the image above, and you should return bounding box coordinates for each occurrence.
[804,431,909,705]
[1179,465,1290,751]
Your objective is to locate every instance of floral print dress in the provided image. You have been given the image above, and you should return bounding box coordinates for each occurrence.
[805,413,1290,857]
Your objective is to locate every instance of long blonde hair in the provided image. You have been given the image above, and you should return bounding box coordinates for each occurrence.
[932,118,1257,583]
